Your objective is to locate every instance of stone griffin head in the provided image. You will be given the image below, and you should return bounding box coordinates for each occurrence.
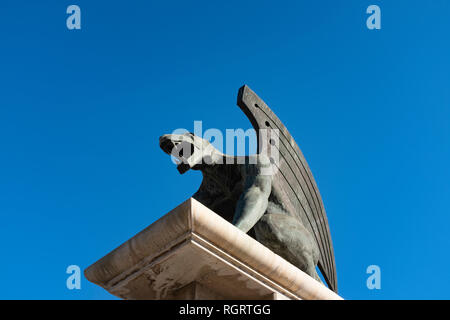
[159,132,220,174]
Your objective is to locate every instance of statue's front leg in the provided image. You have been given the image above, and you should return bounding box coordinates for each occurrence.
[232,165,272,234]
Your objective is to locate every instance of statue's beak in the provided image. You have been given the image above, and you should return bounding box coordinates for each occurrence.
[177,163,191,174]
[159,135,175,155]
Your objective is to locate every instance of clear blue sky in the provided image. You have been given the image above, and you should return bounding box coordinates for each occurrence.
[0,1,449,299]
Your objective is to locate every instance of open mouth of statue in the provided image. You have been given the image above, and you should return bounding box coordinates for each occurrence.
[160,139,175,155]
[160,137,195,173]
[174,142,196,174]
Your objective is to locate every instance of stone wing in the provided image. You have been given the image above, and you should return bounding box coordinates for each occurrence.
[237,85,337,292]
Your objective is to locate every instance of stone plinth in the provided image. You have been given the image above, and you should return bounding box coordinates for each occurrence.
[84,198,342,300]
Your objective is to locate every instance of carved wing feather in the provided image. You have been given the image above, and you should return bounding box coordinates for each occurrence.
[237,85,337,292]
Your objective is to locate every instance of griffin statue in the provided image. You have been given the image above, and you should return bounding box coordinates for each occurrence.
[159,85,337,292]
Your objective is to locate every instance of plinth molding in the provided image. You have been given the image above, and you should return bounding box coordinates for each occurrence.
[85,198,342,300]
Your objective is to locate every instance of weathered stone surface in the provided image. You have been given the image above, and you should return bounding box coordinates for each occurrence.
[85,198,342,300]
